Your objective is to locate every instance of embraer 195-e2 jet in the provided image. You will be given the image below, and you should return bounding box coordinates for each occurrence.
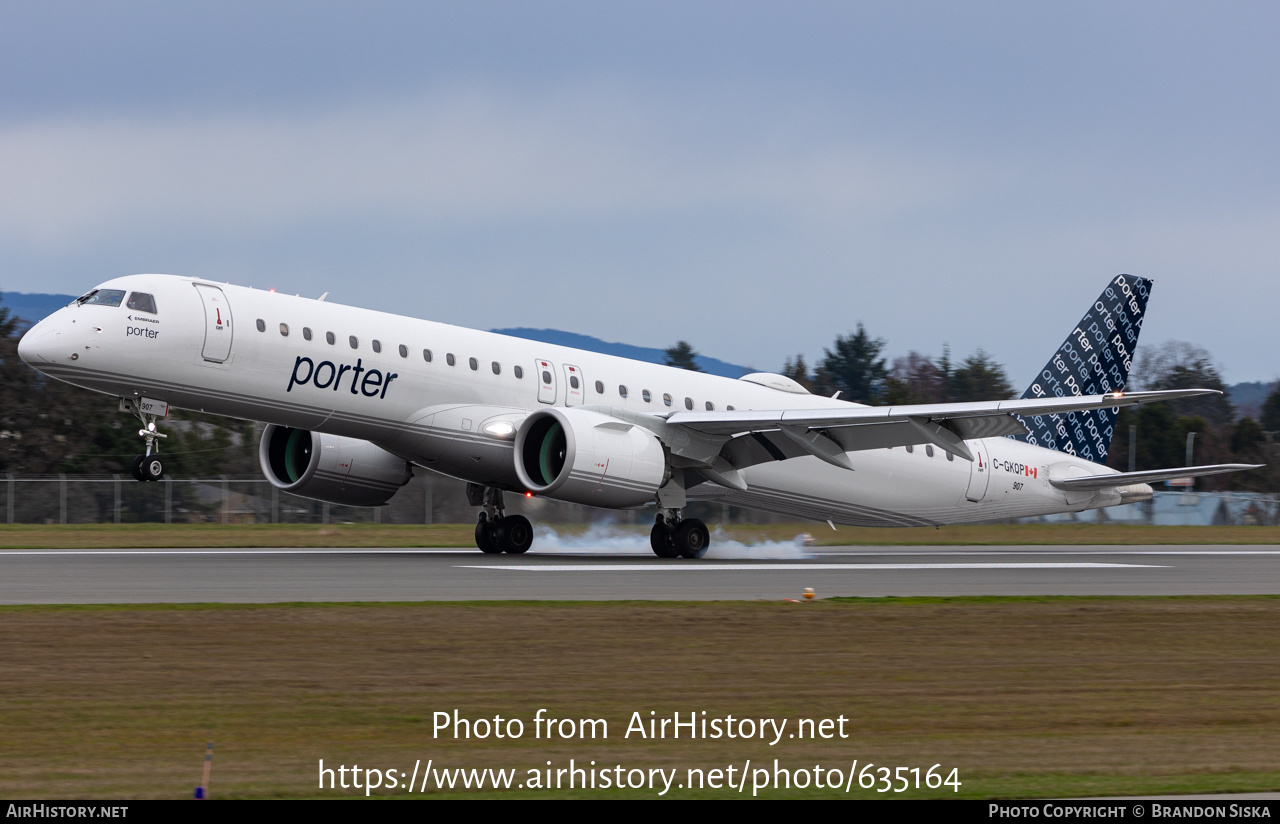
[17,274,1257,558]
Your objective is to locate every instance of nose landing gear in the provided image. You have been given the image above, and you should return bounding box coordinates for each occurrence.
[120,398,167,482]
[468,484,534,555]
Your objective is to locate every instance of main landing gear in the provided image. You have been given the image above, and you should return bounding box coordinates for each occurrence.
[121,400,167,482]
[650,511,709,559]
[464,485,711,559]
[469,484,534,555]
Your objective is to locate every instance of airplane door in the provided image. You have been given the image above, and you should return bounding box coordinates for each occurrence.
[563,364,584,407]
[536,359,557,404]
[194,283,233,363]
[965,442,990,502]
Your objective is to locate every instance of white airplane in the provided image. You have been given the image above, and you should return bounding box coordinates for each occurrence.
[17,273,1256,557]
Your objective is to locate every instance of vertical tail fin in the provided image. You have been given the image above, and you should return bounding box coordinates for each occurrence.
[1015,274,1152,462]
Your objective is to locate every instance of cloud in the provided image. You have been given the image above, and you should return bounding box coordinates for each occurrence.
[0,77,1276,383]
[0,85,988,250]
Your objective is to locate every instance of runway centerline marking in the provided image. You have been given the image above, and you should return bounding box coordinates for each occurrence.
[458,562,1168,572]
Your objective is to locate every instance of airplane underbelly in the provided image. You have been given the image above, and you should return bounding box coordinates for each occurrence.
[738,449,974,527]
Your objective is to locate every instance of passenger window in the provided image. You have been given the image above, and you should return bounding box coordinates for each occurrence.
[926,445,935,457]
[372,340,382,353]
[279,323,289,336]
[595,380,604,394]
[663,393,673,407]
[684,397,693,410]
[423,349,433,362]
[705,401,714,411]
[514,365,523,379]
[349,336,359,349]
[946,452,955,462]
[642,390,651,403]
[492,361,501,375]
[326,332,336,345]
[256,319,265,332]
[726,405,735,411]
[126,292,157,313]
[446,353,456,366]
[399,344,408,358]
[906,444,914,453]
[469,357,478,371]
[619,385,629,398]
[570,375,580,389]
[303,327,312,341]
[541,370,552,384]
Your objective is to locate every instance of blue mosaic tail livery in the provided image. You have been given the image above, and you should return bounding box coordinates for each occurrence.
[1014,274,1152,462]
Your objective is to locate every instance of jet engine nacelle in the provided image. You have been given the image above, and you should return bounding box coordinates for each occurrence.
[259,424,413,507]
[514,408,667,508]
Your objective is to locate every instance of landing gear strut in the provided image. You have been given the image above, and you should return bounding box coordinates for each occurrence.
[469,484,534,555]
[650,511,709,559]
[120,399,167,482]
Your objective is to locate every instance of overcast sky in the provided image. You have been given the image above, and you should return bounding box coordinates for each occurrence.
[1,1,1277,385]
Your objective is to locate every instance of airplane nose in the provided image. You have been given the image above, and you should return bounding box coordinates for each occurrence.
[17,322,57,365]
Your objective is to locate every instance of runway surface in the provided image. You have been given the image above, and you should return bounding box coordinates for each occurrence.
[3,543,1280,603]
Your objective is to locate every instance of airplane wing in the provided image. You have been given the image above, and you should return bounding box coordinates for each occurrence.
[1049,463,1263,490]
[663,389,1221,470]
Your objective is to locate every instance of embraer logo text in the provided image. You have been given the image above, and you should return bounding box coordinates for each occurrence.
[288,356,399,399]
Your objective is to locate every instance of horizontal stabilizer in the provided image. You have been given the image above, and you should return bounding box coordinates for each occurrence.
[1049,464,1263,491]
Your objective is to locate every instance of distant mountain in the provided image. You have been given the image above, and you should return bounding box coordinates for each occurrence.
[0,292,75,326]
[1227,381,1277,421]
[490,328,754,378]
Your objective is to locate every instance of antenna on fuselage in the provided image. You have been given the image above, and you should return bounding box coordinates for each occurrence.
[318,292,329,302]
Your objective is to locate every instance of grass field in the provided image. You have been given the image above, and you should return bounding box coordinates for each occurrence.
[0,522,1278,548]
[2,597,1279,799]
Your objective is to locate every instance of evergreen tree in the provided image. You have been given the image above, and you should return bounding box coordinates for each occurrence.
[946,349,1014,402]
[0,293,16,339]
[663,341,702,372]
[814,324,888,403]
[781,354,814,392]
[1231,417,1266,456]
[1133,404,1182,471]
[1261,384,1280,433]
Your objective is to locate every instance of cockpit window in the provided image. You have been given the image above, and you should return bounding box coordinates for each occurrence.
[126,292,157,314]
[77,289,125,307]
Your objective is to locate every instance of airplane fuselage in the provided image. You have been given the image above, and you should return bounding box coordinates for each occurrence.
[18,274,1139,528]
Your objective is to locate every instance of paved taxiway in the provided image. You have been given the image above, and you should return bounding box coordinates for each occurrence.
[2,544,1279,603]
